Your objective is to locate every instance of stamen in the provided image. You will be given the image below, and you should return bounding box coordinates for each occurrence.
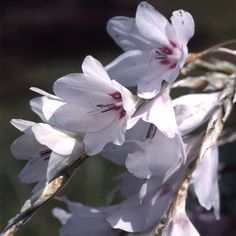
[29,149,52,164]
[146,124,157,139]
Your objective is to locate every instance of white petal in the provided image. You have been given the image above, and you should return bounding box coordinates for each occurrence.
[30,87,58,99]
[106,50,154,87]
[31,123,79,156]
[52,208,71,225]
[30,96,65,123]
[120,173,144,198]
[18,153,48,183]
[107,197,148,232]
[192,145,220,219]
[163,212,200,236]
[10,119,35,132]
[55,200,118,236]
[84,119,125,155]
[111,79,137,117]
[54,73,112,102]
[81,55,111,83]
[125,142,152,179]
[102,141,137,166]
[107,180,174,232]
[173,92,220,135]
[126,130,185,180]
[170,10,195,46]
[136,2,170,46]
[107,16,154,51]
[134,88,178,138]
[47,145,83,181]
[53,101,119,133]
[137,65,180,99]
[11,133,43,160]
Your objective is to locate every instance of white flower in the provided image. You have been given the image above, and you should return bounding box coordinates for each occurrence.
[11,119,84,186]
[106,1,195,98]
[52,55,138,155]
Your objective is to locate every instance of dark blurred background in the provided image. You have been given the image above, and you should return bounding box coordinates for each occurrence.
[1,0,236,235]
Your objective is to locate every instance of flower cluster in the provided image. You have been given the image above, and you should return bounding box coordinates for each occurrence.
[7,2,236,236]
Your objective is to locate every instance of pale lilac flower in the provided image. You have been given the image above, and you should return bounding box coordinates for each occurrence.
[191,145,220,219]
[11,119,84,186]
[52,56,138,155]
[106,1,195,98]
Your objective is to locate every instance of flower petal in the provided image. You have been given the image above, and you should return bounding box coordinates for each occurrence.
[126,130,185,180]
[134,88,178,138]
[18,154,48,183]
[163,212,200,236]
[11,133,43,160]
[173,92,220,135]
[192,145,220,219]
[46,145,83,181]
[106,50,154,87]
[10,119,35,133]
[107,16,153,51]
[84,118,125,155]
[136,2,170,46]
[53,101,119,133]
[30,96,65,123]
[170,10,195,46]
[81,55,111,84]
[31,123,79,156]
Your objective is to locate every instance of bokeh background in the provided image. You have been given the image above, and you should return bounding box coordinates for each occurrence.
[1,0,236,235]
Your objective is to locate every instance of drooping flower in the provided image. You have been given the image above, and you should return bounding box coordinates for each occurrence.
[106,1,195,98]
[11,119,84,188]
[191,145,220,219]
[52,55,138,155]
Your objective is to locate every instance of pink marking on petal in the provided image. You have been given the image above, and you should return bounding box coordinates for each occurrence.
[119,110,126,119]
[159,47,172,55]
[109,91,122,100]
[160,59,170,65]
[170,63,177,69]
[169,40,177,48]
